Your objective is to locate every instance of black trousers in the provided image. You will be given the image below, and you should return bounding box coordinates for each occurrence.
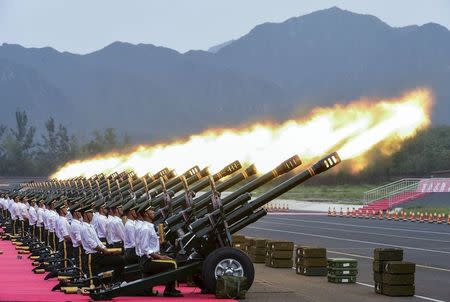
[49,232,57,251]
[12,219,18,235]
[29,225,36,239]
[43,228,48,245]
[107,241,123,250]
[73,246,83,274]
[124,247,139,265]
[36,226,44,242]
[86,253,125,285]
[57,240,73,268]
[139,256,177,291]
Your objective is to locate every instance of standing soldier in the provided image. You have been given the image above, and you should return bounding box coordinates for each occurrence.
[28,199,38,239]
[68,203,83,273]
[36,200,45,243]
[123,201,139,265]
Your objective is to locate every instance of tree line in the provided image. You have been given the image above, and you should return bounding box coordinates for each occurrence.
[0,111,130,176]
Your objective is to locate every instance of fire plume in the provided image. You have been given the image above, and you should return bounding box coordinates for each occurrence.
[52,89,432,179]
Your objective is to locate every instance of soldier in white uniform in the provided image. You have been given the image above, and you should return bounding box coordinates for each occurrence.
[55,201,72,267]
[123,201,139,265]
[105,201,125,249]
[79,203,124,287]
[136,201,182,297]
[93,201,108,244]
[36,199,45,242]
[28,199,38,239]
[68,203,83,273]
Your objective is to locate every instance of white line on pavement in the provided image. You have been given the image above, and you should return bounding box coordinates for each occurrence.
[258,220,450,243]
[356,282,447,302]
[246,226,450,255]
[266,216,450,236]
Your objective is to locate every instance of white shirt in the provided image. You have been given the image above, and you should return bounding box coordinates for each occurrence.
[11,202,19,220]
[69,219,82,248]
[95,214,107,239]
[48,210,58,232]
[134,220,143,256]
[106,216,125,245]
[28,206,38,225]
[66,211,73,224]
[136,221,159,257]
[81,222,105,254]
[56,216,70,242]
[42,209,49,230]
[36,207,44,227]
[124,219,136,249]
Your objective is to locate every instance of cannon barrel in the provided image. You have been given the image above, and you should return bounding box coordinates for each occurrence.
[164,164,257,228]
[153,161,242,222]
[166,155,300,231]
[229,208,267,234]
[188,152,341,237]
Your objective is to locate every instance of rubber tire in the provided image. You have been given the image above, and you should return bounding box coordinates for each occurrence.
[201,247,254,293]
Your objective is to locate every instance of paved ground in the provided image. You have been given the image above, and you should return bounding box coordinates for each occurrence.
[240,214,450,302]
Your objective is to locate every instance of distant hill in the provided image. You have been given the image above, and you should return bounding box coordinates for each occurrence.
[1,7,449,142]
[207,40,235,53]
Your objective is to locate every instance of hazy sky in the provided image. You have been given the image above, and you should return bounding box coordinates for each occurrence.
[1,0,449,54]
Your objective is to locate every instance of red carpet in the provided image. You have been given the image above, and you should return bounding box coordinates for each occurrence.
[0,239,231,302]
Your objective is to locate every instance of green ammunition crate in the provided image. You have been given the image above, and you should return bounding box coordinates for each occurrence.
[233,243,247,251]
[373,248,403,261]
[327,258,357,269]
[265,256,271,266]
[296,265,327,276]
[384,261,415,274]
[270,259,293,268]
[297,257,328,267]
[250,254,266,263]
[251,238,267,248]
[328,268,358,276]
[381,284,415,296]
[372,260,387,273]
[248,246,266,256]
[374,282,382,294]
[327,274,356,283]
[296,246,327,258]
[232,234,247,244]
[373,272,414,285]
[269,241,294,251]
[270,250,293,259]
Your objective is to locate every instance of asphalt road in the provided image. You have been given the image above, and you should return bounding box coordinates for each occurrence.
[240,214,450,302]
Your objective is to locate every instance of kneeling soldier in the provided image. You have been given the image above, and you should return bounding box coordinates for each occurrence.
[136,202,183,297]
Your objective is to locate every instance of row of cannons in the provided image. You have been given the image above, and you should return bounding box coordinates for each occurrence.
[6,151,341,300]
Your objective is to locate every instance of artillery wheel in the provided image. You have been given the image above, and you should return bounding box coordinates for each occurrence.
[201,247,254,293]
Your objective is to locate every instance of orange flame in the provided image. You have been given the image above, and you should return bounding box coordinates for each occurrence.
[52,88,432,179]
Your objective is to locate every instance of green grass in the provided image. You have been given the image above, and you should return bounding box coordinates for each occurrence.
[251,184,375,203]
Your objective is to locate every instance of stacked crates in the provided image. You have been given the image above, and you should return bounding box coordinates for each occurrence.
[231,234,247,252]
[327,258,358,283]
[265,241,294,268]
[373,248,415,296]
[295,246,327,276]
[247,238,267,263]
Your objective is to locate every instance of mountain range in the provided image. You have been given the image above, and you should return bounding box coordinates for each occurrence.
[1,7,449,141]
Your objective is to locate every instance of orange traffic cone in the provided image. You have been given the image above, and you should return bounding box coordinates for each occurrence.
[402,211,407,221]
[351,208,356,218]
[328,207,332,216]
[428,213,434,223]
[346,207,350,218]
[378,210,384,220]
[418,212,424,222]
[339,207,344,217]
[394,212,399,221]
[386,211,391,220]
[437,214,443,224]
[447,214,450,225]
[409,212,415,222]
[332,207,336,217]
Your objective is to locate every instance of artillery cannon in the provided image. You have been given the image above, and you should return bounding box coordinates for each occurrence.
[89,151,341,300]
